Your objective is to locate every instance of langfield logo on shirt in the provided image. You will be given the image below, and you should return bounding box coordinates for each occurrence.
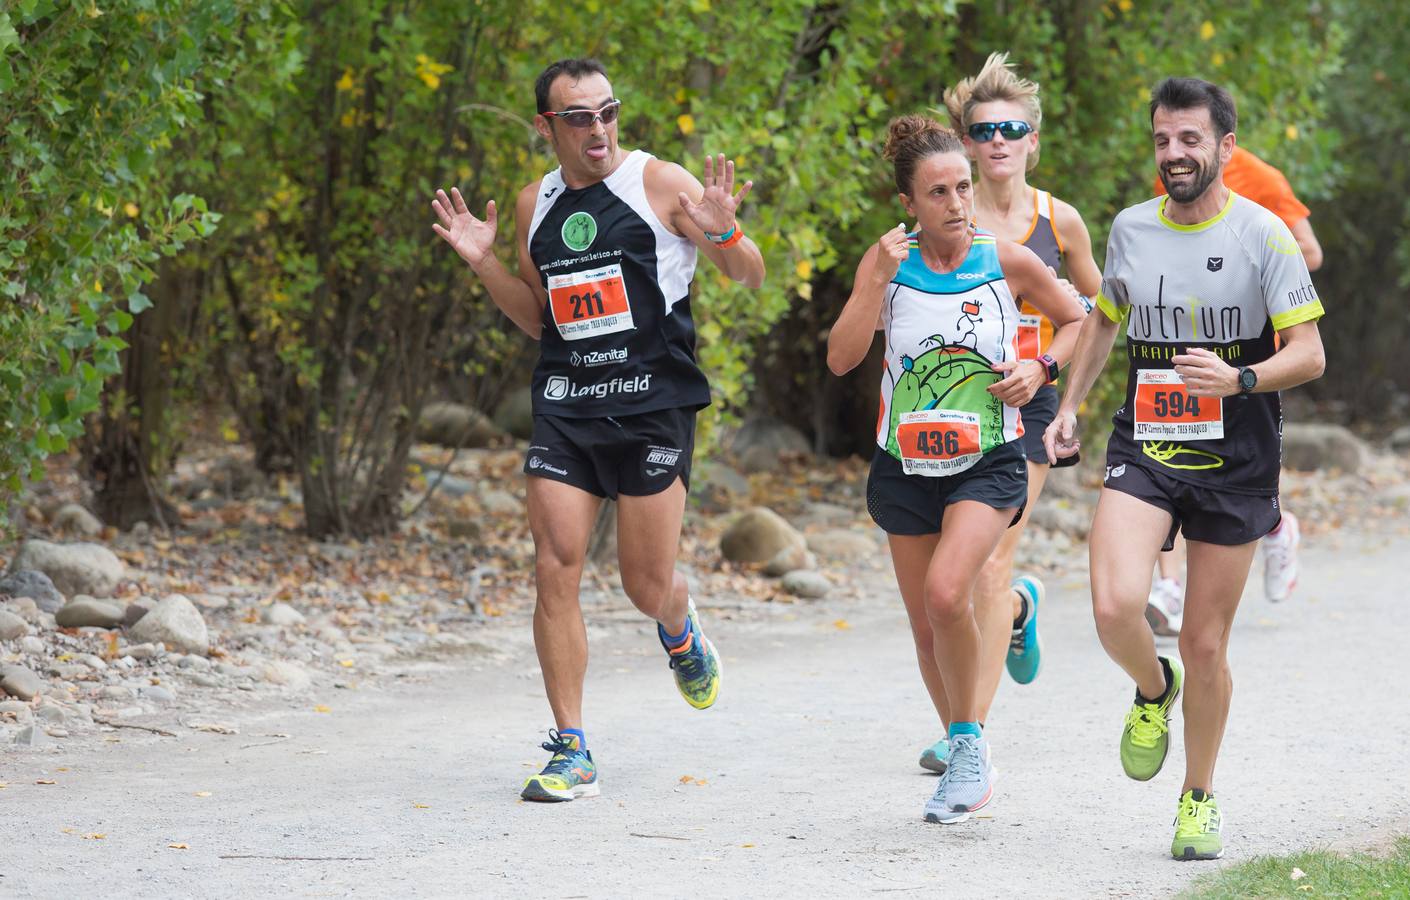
[568,347,628,368]
[544,373,652,401]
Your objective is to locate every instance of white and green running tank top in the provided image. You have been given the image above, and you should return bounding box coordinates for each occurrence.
[875,228,1024,476]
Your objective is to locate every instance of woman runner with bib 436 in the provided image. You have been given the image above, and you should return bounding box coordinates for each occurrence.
[828,115,1083,823]
[908,52,1102,776]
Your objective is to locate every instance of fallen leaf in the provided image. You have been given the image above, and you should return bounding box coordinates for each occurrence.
[169,843,189,850]
[1290,867,1307,881]
[741,843,755,848]
[832,619,851,630]
[313,705,332,713]
[338,659,355,668]
[194,791,212,798]
[412,803,430,809]
[82,833,106,840]
[36,779,56,785]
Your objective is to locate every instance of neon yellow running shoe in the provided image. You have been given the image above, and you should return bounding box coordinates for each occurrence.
[521,730,599,802]
[1120,656,1184,781]
[658,599,722,710]
[1172,789,1224,860]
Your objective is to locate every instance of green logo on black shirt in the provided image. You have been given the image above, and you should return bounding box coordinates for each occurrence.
[561,211,597,252]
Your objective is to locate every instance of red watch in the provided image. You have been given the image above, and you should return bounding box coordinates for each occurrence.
[1038,353,1060,383]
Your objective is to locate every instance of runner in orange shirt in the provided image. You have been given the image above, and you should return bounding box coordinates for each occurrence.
[1145,145,1323,634]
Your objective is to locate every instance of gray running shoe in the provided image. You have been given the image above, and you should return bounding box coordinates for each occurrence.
[923,733,995,824]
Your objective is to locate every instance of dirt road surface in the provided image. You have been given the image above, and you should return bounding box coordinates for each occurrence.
[5,528,1408,898]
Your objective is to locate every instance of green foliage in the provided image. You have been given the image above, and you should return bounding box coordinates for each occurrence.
[0,1,225,512]
[1181,836,1410,899]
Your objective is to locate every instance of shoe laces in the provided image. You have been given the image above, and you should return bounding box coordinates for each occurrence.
[1175,793,1219,835]
[668,638,708,682]
[1125,703,1169,749]
[1263,536,1292,568]
[539,729,583,776]
[945,736,983,785]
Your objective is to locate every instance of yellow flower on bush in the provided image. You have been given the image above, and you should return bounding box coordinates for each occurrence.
[677,113,696,136]
[415,53,453,91]
[336,68,356,92]
[1199,20,1215,40]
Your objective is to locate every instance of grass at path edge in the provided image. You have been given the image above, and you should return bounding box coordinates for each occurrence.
[1179,836,1410,898]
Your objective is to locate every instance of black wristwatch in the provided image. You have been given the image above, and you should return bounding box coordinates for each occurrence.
[1237,366,1258,394]
[1038,353,1060,384]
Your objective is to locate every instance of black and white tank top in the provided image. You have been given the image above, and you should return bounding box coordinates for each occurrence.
[527,149,712,418]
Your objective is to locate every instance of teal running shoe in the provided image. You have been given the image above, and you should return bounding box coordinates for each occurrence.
[919,737,949,774]
[657,599,722,709]
[521,729,599,802]
[1006,576,1044,684]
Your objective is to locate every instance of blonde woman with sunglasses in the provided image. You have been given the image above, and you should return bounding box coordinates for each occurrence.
[907,53,1101,776]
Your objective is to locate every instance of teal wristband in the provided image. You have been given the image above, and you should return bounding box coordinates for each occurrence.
[705,224,737,243]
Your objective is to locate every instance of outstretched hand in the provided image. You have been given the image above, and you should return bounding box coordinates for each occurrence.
[431,187,496,268]
[679,153,753,237]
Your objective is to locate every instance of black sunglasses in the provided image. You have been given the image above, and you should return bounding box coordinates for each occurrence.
[967,120,1034,142]
[543,100,621,129]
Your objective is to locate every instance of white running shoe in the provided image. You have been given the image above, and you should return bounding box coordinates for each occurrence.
[1261,511,1300,603]
[1145,577,1184,636]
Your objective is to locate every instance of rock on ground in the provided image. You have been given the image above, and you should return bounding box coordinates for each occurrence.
[0,609,29,640]
[262,602,306,627]
[1,664,43,701]
[806,529,879,561]
[1282,423,1371,473]
[0,570,66,614]
[719,507,807,564]
[51,503,104,537]
[6,541,125,598]
[128,594,209,654]
[417,402,505,448]
[262,660,312,691]
[762,544,816,577]
[54,597,125,629]
[781,570,831,599]
[492,386,534,440]
[693,462,751,515]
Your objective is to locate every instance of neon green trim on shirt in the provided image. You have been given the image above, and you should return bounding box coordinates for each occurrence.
[1158,190,1237,233]
[1271,299,1325,331]
[1096,292,1127,324]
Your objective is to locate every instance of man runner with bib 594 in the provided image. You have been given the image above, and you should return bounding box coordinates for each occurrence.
[1044,77,1325,860]
[431,58,765,803]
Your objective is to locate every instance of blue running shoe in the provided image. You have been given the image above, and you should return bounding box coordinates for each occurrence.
[919,737,949,774]
[1006,576,1044,685]
[521,729,599,802]
[657,598,722,709]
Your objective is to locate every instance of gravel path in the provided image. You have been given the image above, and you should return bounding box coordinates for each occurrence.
[4,527,1409,898]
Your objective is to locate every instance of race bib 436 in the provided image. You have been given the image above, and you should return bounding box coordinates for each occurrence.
[1133,369,1224,440]
[896,409,983,476]
[548,264,634,341]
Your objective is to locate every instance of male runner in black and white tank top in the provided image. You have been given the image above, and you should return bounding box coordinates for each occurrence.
[431,58,765,804]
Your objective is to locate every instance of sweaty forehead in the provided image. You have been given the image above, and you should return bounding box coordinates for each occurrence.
[549,72,614,110]
[914,152,971,185]
[970,99,1029,125]
[1153,105,1214,138]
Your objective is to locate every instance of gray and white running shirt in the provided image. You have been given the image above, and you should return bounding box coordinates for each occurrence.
[1097,191,1324,494]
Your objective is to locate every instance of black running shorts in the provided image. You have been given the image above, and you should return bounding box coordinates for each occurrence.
[524,408,695,500]
[867,440,1028,536]
[1020,385,1079,469]
[1102,458,1281,549]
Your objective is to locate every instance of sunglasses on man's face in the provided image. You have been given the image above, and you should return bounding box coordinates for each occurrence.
[967,120,1034,142]
[543,100,621,129]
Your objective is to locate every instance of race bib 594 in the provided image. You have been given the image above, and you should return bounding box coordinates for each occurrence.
[1133,369,1224,440]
